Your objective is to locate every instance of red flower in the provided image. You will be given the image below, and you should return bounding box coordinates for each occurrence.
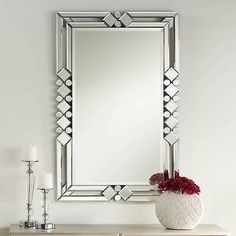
[158,176,200,195]
[149,173,164,185]
[149,170,200,195]
[149,170,179,185]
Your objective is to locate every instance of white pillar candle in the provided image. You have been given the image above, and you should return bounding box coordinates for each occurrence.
[38,173,53,189]
[24,145,38,161]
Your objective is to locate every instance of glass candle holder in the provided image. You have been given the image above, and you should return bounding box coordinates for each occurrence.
[36,188,55,230]
[19,161,38,228]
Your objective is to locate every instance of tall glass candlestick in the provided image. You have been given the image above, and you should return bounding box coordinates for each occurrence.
[19,160,38,228]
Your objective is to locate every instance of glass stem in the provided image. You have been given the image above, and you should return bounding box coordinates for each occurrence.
[26,161,35,222]
[27,164,31,222]
[42,189,49,224]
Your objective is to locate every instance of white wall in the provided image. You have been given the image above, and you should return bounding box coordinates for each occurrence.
[0,0,235,235]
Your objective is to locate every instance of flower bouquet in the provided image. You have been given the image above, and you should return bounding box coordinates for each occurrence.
[150,171,204,230]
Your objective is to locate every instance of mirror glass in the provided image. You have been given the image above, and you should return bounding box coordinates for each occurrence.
[72,28,163,185]
[56,11,179,201]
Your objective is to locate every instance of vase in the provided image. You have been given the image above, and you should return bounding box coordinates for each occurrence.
[155,191,204,230]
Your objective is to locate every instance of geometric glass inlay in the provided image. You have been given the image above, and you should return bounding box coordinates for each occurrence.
[163,127,171,134]
[57,84,71,98]
[56,79,63,86]
[114,185,122,192]
[173,80,180,86]
[173,126,179,135]
[56,127,63,134]
[56,111,63,118]
[66,95,72,103]
[57,100,70,113]
[66,80,72,86]
[57,68,71,81]
[102,186,117,201]
[165,131,179,145]
[57,116,70,129]
[173,95,180,102]
[119,186,132,200]
[66,127,72,134]
[164,111,171,118]
[114,11,122,18]
[103,13,117,27]
[165,100,178,113]
[56,96,63,102]
[114,195,121,201]
[164,95,171,103]
[119,13,132,27]
[115,21,122,28]
[173,111,180,118]
[65,111,72,118]
[165,84,179,97]
[165,116,178,129]
[57,131,71,145]
[164,67,179,81]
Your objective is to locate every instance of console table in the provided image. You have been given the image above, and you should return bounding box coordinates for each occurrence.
[9,224,228,236]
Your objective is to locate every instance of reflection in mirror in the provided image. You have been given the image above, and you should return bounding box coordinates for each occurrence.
[73,28,163,185]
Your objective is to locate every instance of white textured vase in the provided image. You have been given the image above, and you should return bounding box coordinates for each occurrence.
[155,192,204,230]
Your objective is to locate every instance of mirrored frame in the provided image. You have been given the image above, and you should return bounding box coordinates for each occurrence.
[56,11,180,201]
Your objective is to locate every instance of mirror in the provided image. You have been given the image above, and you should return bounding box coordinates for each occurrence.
[56,11,179,201]
[73,28,163,185]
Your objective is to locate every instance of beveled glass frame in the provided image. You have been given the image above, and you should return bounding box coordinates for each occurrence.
[56,11,180,201]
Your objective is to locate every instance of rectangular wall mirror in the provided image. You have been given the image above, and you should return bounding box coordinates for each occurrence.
[56,11,179,201]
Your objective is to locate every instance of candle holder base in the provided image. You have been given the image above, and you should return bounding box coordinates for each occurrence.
[36,223,56,230]
[19,220,37,228]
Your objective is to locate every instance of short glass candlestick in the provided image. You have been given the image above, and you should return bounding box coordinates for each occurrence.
[36,188,55,230]
[19,160,38,228]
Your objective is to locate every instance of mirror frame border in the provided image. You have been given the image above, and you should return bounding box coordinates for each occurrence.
[56,11,180,201]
